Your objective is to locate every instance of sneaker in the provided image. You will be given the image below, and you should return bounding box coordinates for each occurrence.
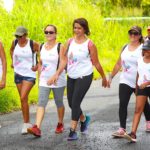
[21,123,32,134]
[112,128,126,138]
[55,123,64,134]
[67,129,78,141]
[80,115,91,133]
[146,121,150,132]
[123,132,137,143]
[27,125,41,137]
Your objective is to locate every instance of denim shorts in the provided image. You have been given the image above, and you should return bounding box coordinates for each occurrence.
[14,73,36,84]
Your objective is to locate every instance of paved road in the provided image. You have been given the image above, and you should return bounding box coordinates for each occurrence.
[0,74,150,150]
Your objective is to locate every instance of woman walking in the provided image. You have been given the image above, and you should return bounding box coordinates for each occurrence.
[10,26,39,134]
[48,18,107,141]
[123,40,150,142]
[0,41,7,128]
[108,26,150,138]
[27,25,66,137]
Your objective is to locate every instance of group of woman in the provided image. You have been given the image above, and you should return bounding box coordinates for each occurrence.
[0,18,150,142]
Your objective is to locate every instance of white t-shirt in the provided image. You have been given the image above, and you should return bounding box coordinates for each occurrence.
[39,43,66,88]
[120,44,142,88]
[137,57,150,87]
[67,39,93,79]
[13,39,36,78]
[0,58,2,80]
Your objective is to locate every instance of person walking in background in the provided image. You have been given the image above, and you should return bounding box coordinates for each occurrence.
[108,26,150,138]
[123,40,150,142]
[27,25,66,137]
[144,26,150,41]
[0,41,6,90]
[10,26,39,134]
[47,18,107,141]
[0,41,7,129]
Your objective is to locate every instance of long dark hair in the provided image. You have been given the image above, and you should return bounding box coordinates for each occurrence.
[73,18,90,35]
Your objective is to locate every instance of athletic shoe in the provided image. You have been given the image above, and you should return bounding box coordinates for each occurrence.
[55,123,64,134]
[21,123,32,134]
[80,115,91,133]
[112,128,126,138]
[123,132,137,143]
[67,129,78,141]
[27,125,41,137]
[146,121,150,132]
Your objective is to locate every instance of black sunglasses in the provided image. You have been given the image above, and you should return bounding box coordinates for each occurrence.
[128,31,139,36]
[44,31,55,35]
[15,35,23,38]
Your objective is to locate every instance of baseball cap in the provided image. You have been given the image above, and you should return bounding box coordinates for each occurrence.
[142,40,150,50]
[128,26,142,34]
[14,26,28,36]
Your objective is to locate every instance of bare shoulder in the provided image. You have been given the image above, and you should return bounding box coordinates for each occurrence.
[88,39,97,51]
[33,40,40,52]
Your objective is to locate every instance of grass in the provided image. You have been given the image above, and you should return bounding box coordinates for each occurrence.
[0,0,149,113]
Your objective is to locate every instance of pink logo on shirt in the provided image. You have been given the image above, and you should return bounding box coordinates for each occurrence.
[122,60,131,72]
[68,52,77,65]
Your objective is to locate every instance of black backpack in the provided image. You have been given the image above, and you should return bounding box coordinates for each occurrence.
[14,39,38,67]
[40,43,61,70]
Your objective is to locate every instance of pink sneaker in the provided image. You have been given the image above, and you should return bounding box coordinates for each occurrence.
[112,128,126,138]
[146,121,150,132]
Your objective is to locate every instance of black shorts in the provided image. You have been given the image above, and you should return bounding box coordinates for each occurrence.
[137,87,150,97]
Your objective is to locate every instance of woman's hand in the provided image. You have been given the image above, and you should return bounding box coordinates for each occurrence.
[102,76,107,88]
[0,80,6,89]
[139,83,148,89]
[107,74,113,88]
[31,65,38,72]
[47,73,59,86]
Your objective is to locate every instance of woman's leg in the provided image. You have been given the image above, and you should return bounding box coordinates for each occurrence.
[53,87,65,124]
[27,86,50,137]
[67,77,75,110]
[143,99,150,121]
[36,86,51,128]
[119,84,134,129]
[131,96,147,134]
[20,80,34,123]
[70,74,93,130]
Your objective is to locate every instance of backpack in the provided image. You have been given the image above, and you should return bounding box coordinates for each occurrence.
[14,39,38,67]
[121,44,128,52]
[40,43,61,70]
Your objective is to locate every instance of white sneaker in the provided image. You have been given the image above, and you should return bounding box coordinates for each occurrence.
[21,123,32,134]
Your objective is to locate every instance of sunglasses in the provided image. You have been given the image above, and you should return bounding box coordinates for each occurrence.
[44,31,55,35]
[15,35,23,38]
[128,31,139,36]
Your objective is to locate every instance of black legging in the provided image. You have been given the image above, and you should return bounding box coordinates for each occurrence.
[67,73,93,121]
[119,83,150,129]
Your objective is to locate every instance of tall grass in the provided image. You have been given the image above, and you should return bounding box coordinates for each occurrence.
[0,0,149,113]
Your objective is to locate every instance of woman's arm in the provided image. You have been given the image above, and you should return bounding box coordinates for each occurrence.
[0,42,7,89]
[88,41,107,87]
[32,41,40,71]
[10,40,15,68]
[47,43,68,85]
[107,51,122,87]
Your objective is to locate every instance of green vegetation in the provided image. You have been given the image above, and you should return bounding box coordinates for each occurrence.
[0,0,149,113]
